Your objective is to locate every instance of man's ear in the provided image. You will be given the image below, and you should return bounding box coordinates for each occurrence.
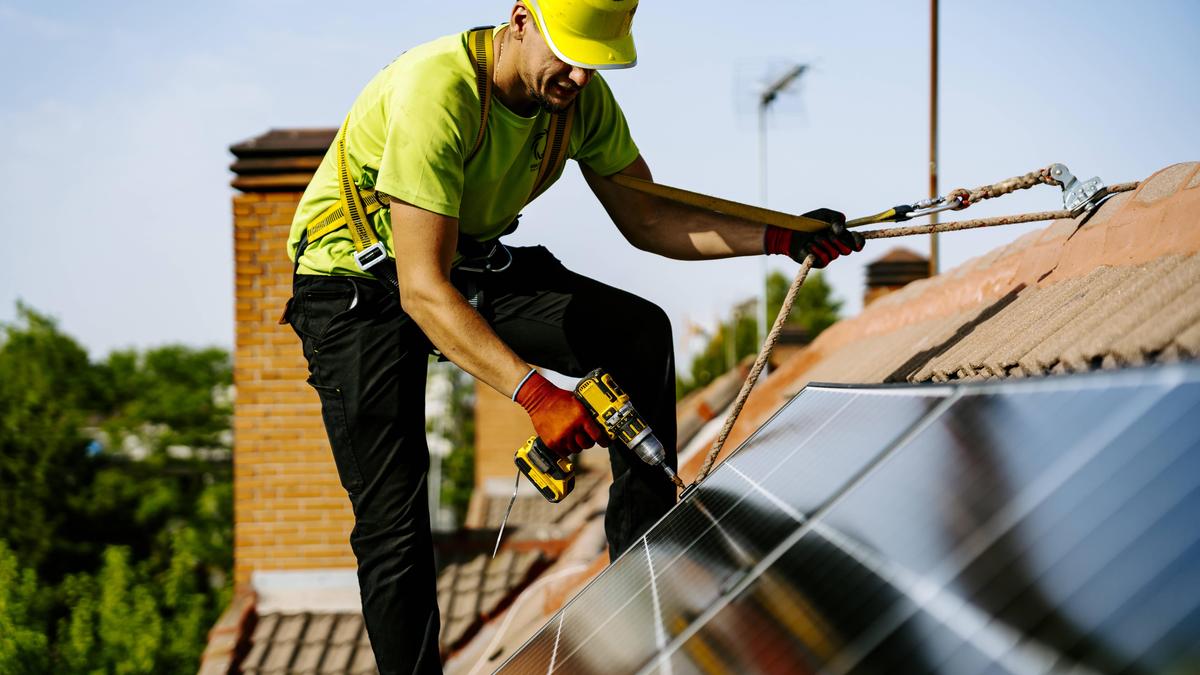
[509,2,530,39]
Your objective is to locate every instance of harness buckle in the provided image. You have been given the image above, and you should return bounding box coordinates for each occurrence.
[354,242,389,272]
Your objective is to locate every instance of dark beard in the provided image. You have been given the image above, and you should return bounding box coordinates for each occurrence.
[528,87,575,114]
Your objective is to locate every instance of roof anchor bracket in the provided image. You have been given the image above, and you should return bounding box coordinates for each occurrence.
[1049,163,1107,216]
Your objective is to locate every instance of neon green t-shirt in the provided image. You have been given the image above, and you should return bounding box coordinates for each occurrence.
[288,26,641,277]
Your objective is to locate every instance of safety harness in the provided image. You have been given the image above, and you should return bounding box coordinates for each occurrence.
[296,26,576,291]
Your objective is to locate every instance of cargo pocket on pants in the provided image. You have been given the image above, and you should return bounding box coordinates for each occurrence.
[313,384,364,495]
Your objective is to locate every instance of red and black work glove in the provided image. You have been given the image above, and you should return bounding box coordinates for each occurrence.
[515,372,609,458]
[764,208,865,269]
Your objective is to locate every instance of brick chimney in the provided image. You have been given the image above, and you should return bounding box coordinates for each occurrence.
[228,128,359,585]
[472,382,536,495]
[864,247,930,306]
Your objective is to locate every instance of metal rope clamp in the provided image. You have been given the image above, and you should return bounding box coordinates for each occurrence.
[904,194,968,220]
[1049,163,1108,216]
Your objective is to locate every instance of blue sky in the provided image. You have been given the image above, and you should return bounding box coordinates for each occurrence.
[1,1,1197,367]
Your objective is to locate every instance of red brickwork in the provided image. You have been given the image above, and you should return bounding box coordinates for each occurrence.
[230,130,355,583]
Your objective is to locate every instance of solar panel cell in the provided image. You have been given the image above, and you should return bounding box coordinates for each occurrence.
[727,388,950,518]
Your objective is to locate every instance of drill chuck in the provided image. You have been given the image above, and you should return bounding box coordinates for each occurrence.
[631,433,684,488]
[629,431,664,466]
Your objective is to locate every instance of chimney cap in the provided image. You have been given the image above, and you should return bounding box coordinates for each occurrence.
[229,128,337,193]
[866,246,930,289]
[868,247,928,266]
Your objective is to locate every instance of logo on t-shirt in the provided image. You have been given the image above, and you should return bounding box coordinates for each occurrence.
[530,129,548,171]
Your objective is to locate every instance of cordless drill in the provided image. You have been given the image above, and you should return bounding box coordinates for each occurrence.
[514,368,683,503]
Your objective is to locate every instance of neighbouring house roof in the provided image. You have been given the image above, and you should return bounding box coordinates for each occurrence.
[464,469,608,541]
[675,357,751,457]
[436,549,547,651]
[872,246,928,264]
[242,613,375,675]
[866,246,930,288]
[225,549,546,675]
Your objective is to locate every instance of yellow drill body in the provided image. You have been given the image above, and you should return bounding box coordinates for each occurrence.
[512,369,682,505]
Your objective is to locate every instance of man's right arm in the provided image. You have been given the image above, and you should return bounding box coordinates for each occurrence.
[390,200,607,455]
[390,198,529,395]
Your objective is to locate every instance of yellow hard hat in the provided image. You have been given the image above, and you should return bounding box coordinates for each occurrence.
[522,0,638,70]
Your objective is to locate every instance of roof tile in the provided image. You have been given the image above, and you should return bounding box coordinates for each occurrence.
[1173,318,1200,356]
[252,613,280,643]
[1188,167,1200,190]
[275,614,309,642]
[318,643,354,674]
[261,634,298,672]
[303,613,337,644]
[999,269,1135,372]
[1078,193,1133,233]
[1069,254,1200,368]
[291,642,326,674]
[1032,263,1171,369]
[242,638,272,672]
[1040,221,1109,287]
[330,614,363,644]
[348,644,379,675]
[1134,162,1198,204]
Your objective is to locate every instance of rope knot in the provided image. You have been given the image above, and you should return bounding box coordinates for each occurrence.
[947,188,972,209]
[1040,165,1062,187]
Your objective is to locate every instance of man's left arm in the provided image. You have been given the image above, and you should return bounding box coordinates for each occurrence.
[582,154,863,267]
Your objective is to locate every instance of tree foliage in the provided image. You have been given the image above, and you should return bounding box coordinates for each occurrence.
[0,541,50,674]
[677,270,843,399]
[0,304,232,673]
[431,363,476,525]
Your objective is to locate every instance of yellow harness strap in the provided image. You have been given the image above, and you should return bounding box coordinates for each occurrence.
[303,27,575,262]
[467,27,494,163]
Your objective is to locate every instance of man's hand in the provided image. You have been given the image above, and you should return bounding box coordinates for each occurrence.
[515,372,609,457]
[764,208,865,269]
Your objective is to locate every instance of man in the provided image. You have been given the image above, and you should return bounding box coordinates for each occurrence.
[284,1,863,672]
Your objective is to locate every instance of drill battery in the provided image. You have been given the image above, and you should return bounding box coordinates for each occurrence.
[513,435,575,503]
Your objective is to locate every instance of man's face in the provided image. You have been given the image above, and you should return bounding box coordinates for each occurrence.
[519,17,593,113]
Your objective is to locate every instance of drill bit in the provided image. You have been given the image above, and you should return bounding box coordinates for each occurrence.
[662,463,685,490]
[492,470,521,559]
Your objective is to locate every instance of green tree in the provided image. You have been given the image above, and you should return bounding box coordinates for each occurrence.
[0,303,98,576]
[57,547,162,674]
[0,303,233,672]
[677,270,842,399]
[766,269,842,339]
[431,363,476,524]
[0,541,50,674]
[95,345,232,454]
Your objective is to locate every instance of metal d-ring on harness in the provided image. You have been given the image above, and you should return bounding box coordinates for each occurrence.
[294,26,575,295]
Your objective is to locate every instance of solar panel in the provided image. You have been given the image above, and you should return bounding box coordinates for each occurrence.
[497,365,1200,674]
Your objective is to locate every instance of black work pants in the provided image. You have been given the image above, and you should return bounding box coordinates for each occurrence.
[286,246,678,674]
